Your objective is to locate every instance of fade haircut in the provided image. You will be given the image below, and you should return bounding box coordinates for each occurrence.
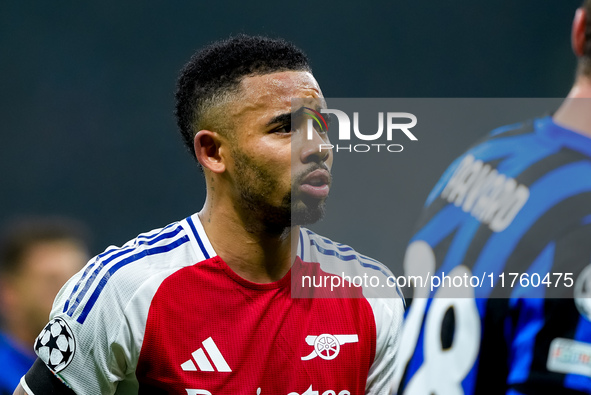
[580,0,591,76]
[175,35,311,158]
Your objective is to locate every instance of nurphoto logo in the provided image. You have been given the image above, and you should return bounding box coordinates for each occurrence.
[305,107,418,153]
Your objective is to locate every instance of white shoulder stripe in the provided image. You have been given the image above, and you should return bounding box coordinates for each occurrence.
[63,224,192,323]
[182,213,217,261]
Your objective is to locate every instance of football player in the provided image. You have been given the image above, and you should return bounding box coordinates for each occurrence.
[392,2,591,394]
[15,35,404,395]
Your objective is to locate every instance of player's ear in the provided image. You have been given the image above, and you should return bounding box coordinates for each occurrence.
[572,7,587,57]
[194,130,226,173]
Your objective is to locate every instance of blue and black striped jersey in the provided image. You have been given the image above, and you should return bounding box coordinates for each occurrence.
[393,116,591,394]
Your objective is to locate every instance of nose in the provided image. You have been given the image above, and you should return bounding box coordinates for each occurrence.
[300,127,331,165]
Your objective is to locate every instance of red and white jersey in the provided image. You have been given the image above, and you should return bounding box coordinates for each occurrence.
[25,214,404,395]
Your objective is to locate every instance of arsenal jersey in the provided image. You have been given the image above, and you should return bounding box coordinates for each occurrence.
[25,214,403,394]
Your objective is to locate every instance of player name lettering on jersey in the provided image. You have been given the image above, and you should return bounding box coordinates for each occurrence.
[441,154,530,232]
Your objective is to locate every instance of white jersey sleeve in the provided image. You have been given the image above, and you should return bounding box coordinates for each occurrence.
[365,297,404,394]
[26,220,204,394]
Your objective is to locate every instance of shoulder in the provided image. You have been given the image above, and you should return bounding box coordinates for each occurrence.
[55,214,214,325]
[479,116,591,160]
[31,215,216,392]
[299,227,395,281]
[298,227,405,313]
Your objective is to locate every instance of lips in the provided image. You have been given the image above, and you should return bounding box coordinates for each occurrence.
[299,169,330,199]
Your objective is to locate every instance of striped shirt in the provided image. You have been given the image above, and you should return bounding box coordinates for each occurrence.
[27,214,404,394]
[393,116,591,394]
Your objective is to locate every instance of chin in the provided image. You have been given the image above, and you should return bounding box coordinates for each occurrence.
[291,200,327,226]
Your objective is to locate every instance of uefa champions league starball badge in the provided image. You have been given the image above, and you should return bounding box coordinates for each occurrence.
[34,317,76,372]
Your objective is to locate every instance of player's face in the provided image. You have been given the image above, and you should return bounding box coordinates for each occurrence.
[226,71,332,230]
[5,240,87,339]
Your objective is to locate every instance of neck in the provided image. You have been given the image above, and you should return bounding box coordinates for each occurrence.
[553,76,591,137]
[199,197,299,284]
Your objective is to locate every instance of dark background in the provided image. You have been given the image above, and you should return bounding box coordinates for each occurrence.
[0,1,582,271]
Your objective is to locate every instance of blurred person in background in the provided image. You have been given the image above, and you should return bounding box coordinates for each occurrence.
[0,217,90,395]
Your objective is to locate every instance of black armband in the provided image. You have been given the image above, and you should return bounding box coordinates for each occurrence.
[23,359,76,395]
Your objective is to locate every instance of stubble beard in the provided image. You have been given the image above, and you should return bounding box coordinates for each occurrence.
[290,166,328,226]
[232,149,327,234]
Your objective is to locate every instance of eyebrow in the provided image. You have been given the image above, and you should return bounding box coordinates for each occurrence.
[265,106,329,127]
[266,111,295,127]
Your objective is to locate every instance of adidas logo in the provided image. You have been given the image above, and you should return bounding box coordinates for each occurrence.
[181,337,231,372]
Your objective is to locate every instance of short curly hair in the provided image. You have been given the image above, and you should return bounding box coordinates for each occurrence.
[175,35,311,158]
